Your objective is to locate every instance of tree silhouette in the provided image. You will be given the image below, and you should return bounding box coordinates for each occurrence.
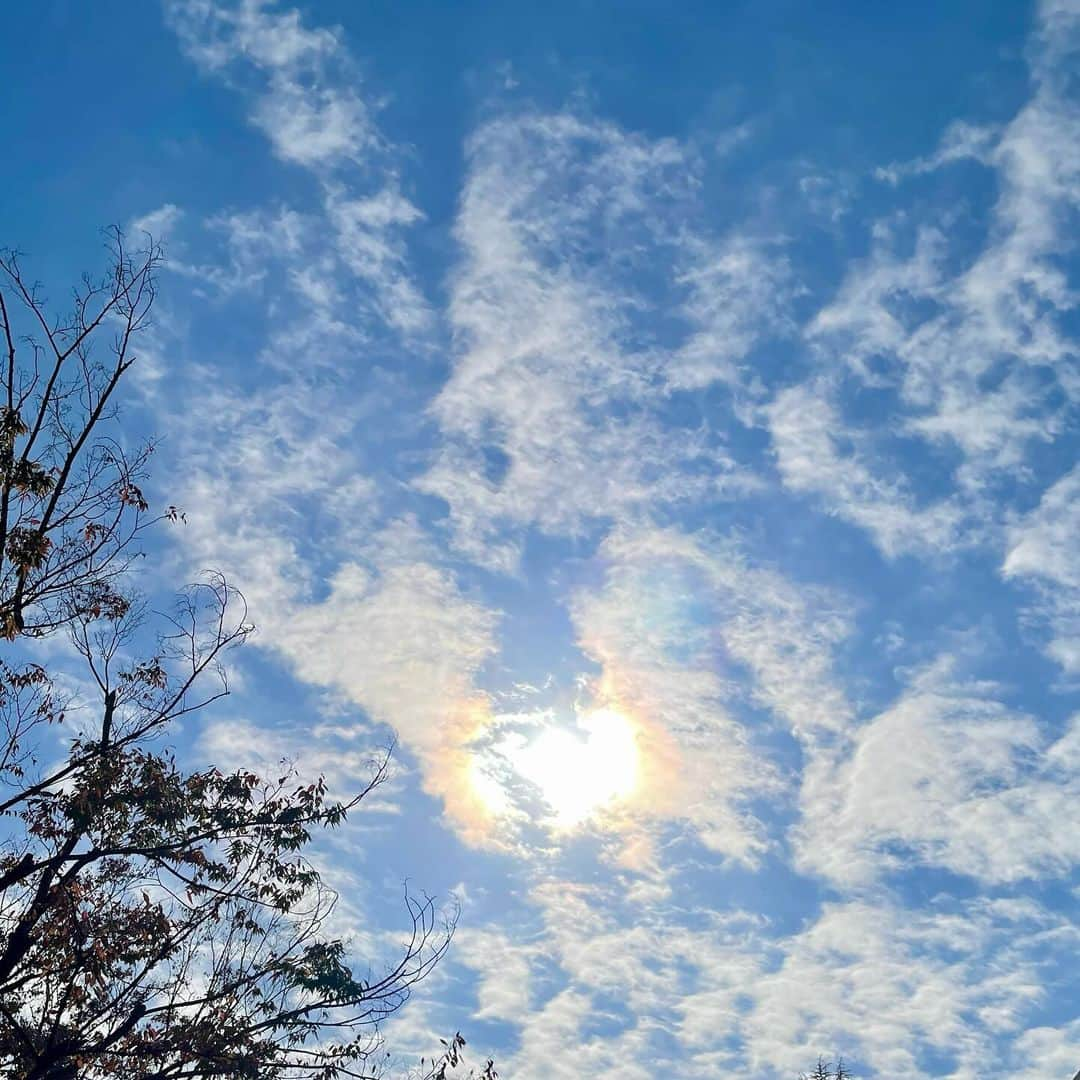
[801,1056,852,1080]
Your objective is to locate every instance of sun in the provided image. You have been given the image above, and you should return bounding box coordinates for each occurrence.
[507,708,640,827]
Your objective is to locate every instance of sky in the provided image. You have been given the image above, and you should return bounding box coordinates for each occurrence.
[3,0,1080,1076]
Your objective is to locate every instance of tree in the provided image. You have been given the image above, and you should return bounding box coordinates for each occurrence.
[0,234,160,642]
[0,235,485,1079]
[415,1034,496,1080]
[801,1057,852,1080]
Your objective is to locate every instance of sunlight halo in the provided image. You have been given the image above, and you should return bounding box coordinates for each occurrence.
[505,708,641,827]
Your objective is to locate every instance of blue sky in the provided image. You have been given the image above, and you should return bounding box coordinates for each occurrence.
[4,1,1080,1076]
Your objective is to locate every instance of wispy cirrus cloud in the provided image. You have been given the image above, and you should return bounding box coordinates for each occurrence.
[807,0,1080,499]
[165,0,433,339]
[151,1,491,835]
[133,0,1080,1076]
[766,380,969,558]
[1004,464,1080,673]
[444,879,1077,1079]
[165,370,505,841]
[417,112,784,571]
[795,656,1080,885]
[739,895,1076,1079]
[561,525,856,869]
[166,0,376,168]
[569,528,780,867]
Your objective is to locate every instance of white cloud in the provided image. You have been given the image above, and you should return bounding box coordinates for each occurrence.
[325,185,433,337]
[129,202,185,241]
[740,897,1071,1079]
[417,112,781,571]
[571,530,776,865]
[807,224,947,387]
[766,380,968,558]
[796,658,1080,885]
[450,881,1073,1079]
[798,173,853,221]
[595,528,855,738]
[198,714,398,815]
[1004,465,1080,673]
[875,120,999,185]
[809,0,1080,497]
[166,0,432,341]
[155,361,503,840]
[451,929,539,1021]
[1007,1019,1080,1079]
[1004,466,1080,589]
[252,75,374,167]
[167,0,339,71]
[273,549,501,838]
[566,526,854,863]
[166,0,374,168]
[497,882,763,1080]
[667,233,793,392]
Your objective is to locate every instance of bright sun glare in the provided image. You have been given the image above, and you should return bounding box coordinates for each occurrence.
[507,708,640,827]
